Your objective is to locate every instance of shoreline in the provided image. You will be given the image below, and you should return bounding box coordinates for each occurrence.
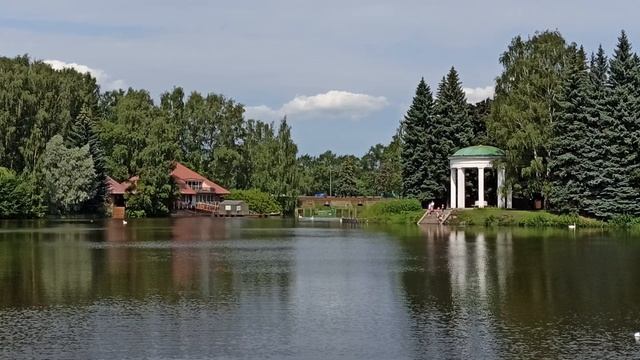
[3,208,640,230]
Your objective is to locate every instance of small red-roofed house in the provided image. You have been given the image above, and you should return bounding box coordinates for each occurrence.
[107,176,127,205]
[106,176,127,218]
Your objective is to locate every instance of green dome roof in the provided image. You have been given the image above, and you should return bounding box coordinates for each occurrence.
[451,145,505,157]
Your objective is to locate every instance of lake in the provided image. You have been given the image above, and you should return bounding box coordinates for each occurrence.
[0,217,639,359]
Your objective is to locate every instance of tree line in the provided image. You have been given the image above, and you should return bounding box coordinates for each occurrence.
[400,30,640,219]
[0,55,406,218]
[488,30,640,219]
[0,56,305,217]
[2,29,639,219]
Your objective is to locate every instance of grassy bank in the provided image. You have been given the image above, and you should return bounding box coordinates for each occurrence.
[357,199,425,224]
[348,200,640,228]
[448,208,605,227]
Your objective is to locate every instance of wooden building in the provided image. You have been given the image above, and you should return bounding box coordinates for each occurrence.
[171,162,230,209]
[106,162,230,217]
[215,200,249,216]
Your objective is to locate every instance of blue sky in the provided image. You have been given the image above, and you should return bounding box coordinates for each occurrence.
[1,0,639,155]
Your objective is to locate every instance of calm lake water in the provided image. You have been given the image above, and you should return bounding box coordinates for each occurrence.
[0,217,639,359]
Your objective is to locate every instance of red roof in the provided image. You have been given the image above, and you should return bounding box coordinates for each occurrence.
[106,176,127,195]
[174,178,196,195]
[171,162,230,195]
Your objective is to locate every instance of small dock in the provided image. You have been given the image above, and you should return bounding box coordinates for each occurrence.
[194,201,250,217]
[340,217,367,225]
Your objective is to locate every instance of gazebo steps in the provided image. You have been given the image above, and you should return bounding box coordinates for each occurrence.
[417,209,452,225]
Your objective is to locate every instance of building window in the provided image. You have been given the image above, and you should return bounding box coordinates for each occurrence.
[187,181,202,191]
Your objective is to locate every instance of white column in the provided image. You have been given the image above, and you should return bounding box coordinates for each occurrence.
[497,166,505,208]
[450,168,457,209]
[507,188,513,209]
[457,168,465,209]
[478,167,485,208]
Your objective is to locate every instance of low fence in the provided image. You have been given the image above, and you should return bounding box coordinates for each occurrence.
[195,202,220,213]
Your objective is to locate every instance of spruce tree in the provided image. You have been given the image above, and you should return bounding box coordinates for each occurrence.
[431,67,474,201]
[548,48,592,213]
[401,78,434,202]
[68,105,107,213]
[598,31,640,217]
[582,46,610,216]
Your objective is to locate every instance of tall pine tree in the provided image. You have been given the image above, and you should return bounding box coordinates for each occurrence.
[68,104,107,213]
[548,47,593,213]
[597,31,640,217]
[582,46,610,217]
[401,78,434,202]
[432,67,474,201]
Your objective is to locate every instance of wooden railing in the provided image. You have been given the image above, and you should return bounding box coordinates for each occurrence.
[195,202,220,213]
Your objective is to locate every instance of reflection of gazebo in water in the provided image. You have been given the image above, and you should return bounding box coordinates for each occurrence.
[449,145,512,209]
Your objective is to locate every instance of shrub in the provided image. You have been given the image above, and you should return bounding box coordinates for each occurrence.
[126,209,146,218]
[227,189,282,215]
[610,214,640,228]
[364,199,422,216]
[449,209,605,228]
[0,168,47,218]
[484,215,498,226]
[358,199,423,224]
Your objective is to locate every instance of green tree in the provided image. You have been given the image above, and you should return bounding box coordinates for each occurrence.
[273,117,300,213]
[175,91,245,188]
[68,105,107,213]
[244,120,278,192]
[335,156,359,196]
[40,135,96,214]
[226,189,282,214]
[431,67,474,201]
[99,89,157,180]
[401,78,434,201]
[0,55,99,173]
[0,168,24,218]
[376,133,403,197]
[596,31,640,216]
[0,168,47,218]
[581,46,611,217]
[548,48,592,213]
[488,31,576,206]
[468,98,492,145]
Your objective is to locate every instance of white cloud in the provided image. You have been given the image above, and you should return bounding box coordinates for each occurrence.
[44,59,126,90]
[245,90,388,121]
[463,86,494,104]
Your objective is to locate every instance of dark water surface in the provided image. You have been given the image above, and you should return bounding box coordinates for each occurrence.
[1,218,639,359]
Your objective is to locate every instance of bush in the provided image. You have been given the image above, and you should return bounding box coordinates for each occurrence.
[363,199,422,216]
[227,189,282,215]
[484,215,498,226]
[450,208,605,228]
[0,168,47,218]
[610,214,640,228]
[126,209,146,218]
[358,199,424,224]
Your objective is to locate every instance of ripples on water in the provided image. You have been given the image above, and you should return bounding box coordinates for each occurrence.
[0,218,639,359]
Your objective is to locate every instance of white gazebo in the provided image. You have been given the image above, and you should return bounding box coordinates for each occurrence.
[449,145,512,209]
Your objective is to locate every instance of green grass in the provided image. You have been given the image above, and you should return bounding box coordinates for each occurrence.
[449,208,605,227]
[357,199,425,224]
[354,201,640,228]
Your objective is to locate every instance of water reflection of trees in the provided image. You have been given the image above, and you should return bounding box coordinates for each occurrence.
[0,218,294,309]
[397,226,640,357]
